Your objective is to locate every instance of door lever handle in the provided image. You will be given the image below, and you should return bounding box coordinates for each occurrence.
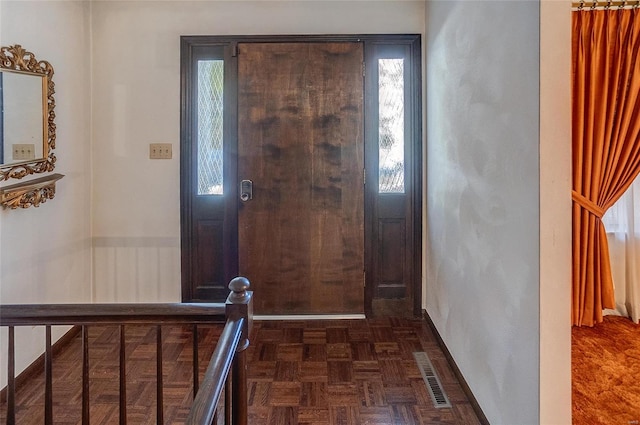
[240,179,253,202]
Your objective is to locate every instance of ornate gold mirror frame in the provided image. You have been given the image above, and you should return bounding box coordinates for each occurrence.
[0,45,62,209]
[0,44,56,180]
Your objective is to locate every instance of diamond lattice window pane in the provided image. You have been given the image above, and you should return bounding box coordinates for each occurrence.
[378,58,405,194]
[197,60,224,195]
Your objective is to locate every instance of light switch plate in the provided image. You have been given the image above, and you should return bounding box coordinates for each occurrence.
[150,143,172,159]
[12,144,36,161]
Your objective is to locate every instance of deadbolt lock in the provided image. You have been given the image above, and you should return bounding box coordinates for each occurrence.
[240,179,253,202]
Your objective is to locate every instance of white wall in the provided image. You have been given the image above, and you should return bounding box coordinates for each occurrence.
[90,0,426,302]
[425,1,546,423]
[0,0,92,387]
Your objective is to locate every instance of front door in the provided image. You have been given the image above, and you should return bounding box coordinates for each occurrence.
[237,43,364,314]
[181,35,422,317]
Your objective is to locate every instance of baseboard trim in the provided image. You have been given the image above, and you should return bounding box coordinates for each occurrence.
[422,310,490,425]
[254,314,366,321]
[0,326,81,399]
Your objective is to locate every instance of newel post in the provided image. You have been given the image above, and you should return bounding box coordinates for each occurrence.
[226,277,252,425]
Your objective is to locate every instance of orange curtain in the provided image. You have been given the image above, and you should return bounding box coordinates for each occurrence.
[572,8,640,327]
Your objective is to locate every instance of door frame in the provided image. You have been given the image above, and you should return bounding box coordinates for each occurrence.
[180,34,422,316]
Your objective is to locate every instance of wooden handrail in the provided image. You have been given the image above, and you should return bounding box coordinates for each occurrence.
[186,317,244,425]
[0,303,227,326]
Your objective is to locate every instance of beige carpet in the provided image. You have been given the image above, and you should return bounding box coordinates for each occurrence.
[572,315,640,424]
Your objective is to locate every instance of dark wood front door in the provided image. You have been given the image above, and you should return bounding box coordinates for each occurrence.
[181,35,422,317]
[237,43,364,315]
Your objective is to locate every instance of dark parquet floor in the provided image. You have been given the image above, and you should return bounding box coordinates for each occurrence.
[1,318,481,424]
[245,318,481,425]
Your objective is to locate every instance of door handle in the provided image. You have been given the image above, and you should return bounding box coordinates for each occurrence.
[240,179,253,202]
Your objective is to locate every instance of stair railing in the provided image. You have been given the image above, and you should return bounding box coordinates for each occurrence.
[0,277,252,425]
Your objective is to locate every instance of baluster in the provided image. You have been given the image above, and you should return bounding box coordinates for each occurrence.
[45,326,52,425]
[7,326,15,425]
[82,326,90,425]
[119,325,127,425]
[156,325,164,424]
[192,324,199,396]
[225,372,232,424]
[231,351,247,425]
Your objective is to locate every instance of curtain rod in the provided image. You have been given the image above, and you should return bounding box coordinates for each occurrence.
[572,0,640,9]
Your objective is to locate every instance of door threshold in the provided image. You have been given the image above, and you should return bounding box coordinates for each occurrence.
[253,314,366,321]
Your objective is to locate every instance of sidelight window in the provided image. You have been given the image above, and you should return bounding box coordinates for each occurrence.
[378,58,405,194]
[197,60,224,195]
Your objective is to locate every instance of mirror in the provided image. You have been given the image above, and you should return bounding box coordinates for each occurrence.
[1,71,46,163]
[0,45,55,181]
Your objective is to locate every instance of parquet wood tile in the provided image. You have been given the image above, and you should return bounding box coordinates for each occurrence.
[327,344,352,361]
[269,382,302,406]
[326,328,349,344]
[298,362,328,382]
[300,382,327,407]
[352,361,382,381]
[326,383,360,408]
[277,344,303,362]
[248,361,277,381]
[247,405,270,424]
[298,407,330,424]
[1,318,482,424]
[383,385,417,405]
[248,382,271,407]
[358,406,393,424]
[267,406,297,425]
[330,406,359,425]
[303,344,327,362]
[303,329,327,345]
[350,342,375,361]
[282,329,303,344]
[274,360,299,382]
[358,381,385,407]
[390,404,421,424]
[257,343,278,361]
[327,361,353,384]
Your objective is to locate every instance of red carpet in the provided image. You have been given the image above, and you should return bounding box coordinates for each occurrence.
[572,315,640,424]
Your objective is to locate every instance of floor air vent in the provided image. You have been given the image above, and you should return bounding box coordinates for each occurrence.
[413,352,452,408]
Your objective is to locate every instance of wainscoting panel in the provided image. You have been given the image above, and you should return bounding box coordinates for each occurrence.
[92,237,180,303]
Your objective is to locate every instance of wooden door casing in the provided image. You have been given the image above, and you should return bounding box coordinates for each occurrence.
[237,42,364,315]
